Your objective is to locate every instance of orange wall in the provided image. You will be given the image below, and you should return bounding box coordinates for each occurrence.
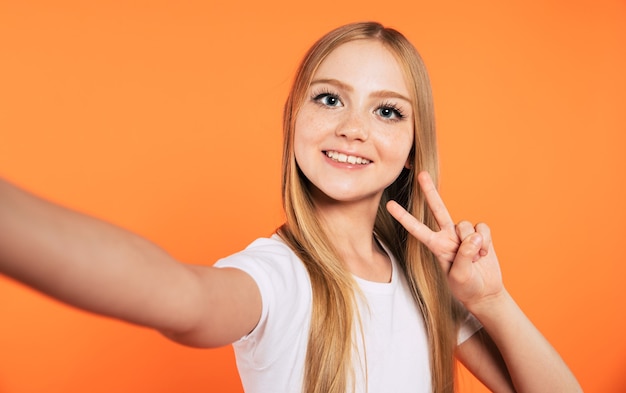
[1,1,624,392]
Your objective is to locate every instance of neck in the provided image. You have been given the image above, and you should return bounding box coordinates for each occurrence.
[314,195,378,247]
[312,193,391,282]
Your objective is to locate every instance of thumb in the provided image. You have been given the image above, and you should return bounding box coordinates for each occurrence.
[449,233,482,283]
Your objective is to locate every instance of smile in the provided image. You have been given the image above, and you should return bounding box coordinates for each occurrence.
[325,151,371,165]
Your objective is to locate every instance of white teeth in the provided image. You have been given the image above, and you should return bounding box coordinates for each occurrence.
[325,151,370,165]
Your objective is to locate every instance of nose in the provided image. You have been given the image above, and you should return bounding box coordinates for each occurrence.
[335,111,369,141]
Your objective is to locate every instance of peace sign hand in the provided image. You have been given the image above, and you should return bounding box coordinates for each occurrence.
[386,171,504,308]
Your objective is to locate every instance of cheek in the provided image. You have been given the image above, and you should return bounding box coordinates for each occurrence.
[293,120,305,160]
[293,111,322,155]
[293,117,312,167]
[379,129,414,162]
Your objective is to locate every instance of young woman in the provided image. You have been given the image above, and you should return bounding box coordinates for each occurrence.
[0,22,581,393]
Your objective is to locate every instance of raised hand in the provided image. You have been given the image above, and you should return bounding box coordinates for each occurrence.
[386,171,504,307]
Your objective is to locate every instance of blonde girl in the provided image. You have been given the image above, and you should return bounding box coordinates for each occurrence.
[0,21,581,392]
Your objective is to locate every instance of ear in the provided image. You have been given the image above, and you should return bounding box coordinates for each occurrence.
[404,158,413,170]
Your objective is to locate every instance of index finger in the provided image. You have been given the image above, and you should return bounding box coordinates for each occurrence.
[386,200,435,246]
[418,171,454,230]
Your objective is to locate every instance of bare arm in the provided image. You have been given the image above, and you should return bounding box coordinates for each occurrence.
[453,222,581,392]
[387,171,582,393]
[456,328,515,393]
[456,292,581,393]
[0,178,261,348]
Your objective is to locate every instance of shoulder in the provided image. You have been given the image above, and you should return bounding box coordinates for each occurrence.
[214,235,312,333]
[216,236,313,368]
[215,235,310,293]
[214,235,304,276]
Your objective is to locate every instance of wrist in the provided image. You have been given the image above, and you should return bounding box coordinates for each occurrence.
[463,288,513,320]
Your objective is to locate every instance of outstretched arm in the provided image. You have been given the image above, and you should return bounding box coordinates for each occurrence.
[0,178,261,348]
[387,171,582,393]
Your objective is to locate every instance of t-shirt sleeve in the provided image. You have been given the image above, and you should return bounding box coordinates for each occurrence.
[457,308,483,345]
[213,237,312,368]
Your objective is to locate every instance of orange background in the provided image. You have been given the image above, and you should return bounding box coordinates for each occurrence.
[0,1,624,392]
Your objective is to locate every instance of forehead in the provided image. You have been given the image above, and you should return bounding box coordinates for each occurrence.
[312,39,411,97]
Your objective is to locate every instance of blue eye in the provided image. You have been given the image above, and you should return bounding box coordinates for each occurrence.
[314,92,343,107]
[376,105,405,121]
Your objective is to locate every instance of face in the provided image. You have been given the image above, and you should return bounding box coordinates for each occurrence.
[294,39,414,206]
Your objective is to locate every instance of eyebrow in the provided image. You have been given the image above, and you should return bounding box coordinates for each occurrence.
[310,78,412,103]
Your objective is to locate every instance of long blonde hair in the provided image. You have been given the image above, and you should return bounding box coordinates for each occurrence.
[278,21,462,393]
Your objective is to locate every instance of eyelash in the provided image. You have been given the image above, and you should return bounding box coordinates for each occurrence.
[310,89,407,121]
[311,89,341,106]
[376,100,406,121]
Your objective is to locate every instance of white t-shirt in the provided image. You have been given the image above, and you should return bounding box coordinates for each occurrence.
[214,235,481,393]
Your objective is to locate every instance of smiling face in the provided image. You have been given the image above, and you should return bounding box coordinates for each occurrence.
[294,39,415,206]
